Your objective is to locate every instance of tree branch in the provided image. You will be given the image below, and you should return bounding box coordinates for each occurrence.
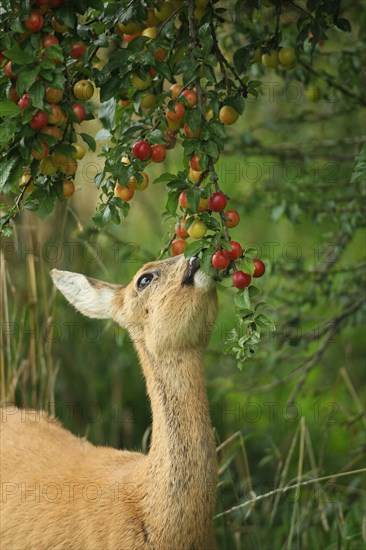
[209,16,247,97]
[187,0,232,247]
[286,297,366,404]
[299,59,366,106]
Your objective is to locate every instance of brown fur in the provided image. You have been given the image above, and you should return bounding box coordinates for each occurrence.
[0,255,218,549]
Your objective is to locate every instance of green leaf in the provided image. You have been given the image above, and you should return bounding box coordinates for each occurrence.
[255,313,275,330]
[80,133,96,152]
[23,201,39,212]
[186,187,201,212]
[5,44,36,65]
[201,247,216,275]
[100,76,121,102]
[57,3,77,26]
[0,222,13,237]
[17,68,40,92]
[207,120,226,140]
[88,0,104,9]
[153,173,177,185]
[226,96,245,115]
[99,98,116,130]
[233,46,252,74]
[154,61,173,81]
[44,45,64,63]
[202,64,216,82]
[39,69,54,83]
[0,156,20,192]
[149,129,164,145]
[185,108,202,132]
[204,140,220,159]
[94,172,104,188]
[29,81,45,110]
[204,54,218,68]
[182,62,200,85]
[166,191,179,216]
[92,211,104,228]
[38,195,55,219]
[245,246,258,256]
[234,288,251,310]
[199,24,213,54]
[184,239,207,258]
[237,308,253,318]
[102,205,112,225]
[0,119,17,145]
[109,204,120,225]
[183,139,198,156]
[105,49,131,71]
[0,101,21,117]
[335,18,351,32]
[167,180,188,192]
[110,197,130,218]
[249,285,262,298]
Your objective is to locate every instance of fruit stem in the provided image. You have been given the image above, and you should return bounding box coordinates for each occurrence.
[157,233,176,260]
[194,169,209,187]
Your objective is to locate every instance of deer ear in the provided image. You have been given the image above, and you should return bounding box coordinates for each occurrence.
[51,269,123,319]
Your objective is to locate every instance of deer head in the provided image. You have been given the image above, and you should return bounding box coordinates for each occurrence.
[51,255,218,356]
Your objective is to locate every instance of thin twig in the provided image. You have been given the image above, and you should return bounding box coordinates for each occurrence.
[157,234,175,260]
[0,178,33,233]
[299,59,366,106]
[246,295,365,394]
[339,368,366,430]
[209,18,246,95]
[286,297,366,404]
[214,467,366,519]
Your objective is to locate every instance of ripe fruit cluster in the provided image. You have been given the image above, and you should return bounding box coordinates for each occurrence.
[113,138,168,203]
[172,183,266,288]
[114,14,243,243]
[141,75,261,291]
[114,170,150,201]
[131,140,167,163]
[119,67,243,289]
[210,247,266,288]
[3,1,97,201]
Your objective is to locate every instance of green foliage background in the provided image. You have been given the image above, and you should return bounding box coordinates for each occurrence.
[1,1,365,548]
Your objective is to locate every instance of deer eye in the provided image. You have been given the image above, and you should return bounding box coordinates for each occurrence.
[137,273,154,291]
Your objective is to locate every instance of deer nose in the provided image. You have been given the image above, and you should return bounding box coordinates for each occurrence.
[181,256,200,286]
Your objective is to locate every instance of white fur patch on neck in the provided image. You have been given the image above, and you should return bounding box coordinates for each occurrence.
[194,270,213,290]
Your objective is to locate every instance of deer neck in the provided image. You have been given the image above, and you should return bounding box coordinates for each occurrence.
[136,343,218,541]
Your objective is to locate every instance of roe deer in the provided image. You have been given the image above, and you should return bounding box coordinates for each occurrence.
[0,255,218,549]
